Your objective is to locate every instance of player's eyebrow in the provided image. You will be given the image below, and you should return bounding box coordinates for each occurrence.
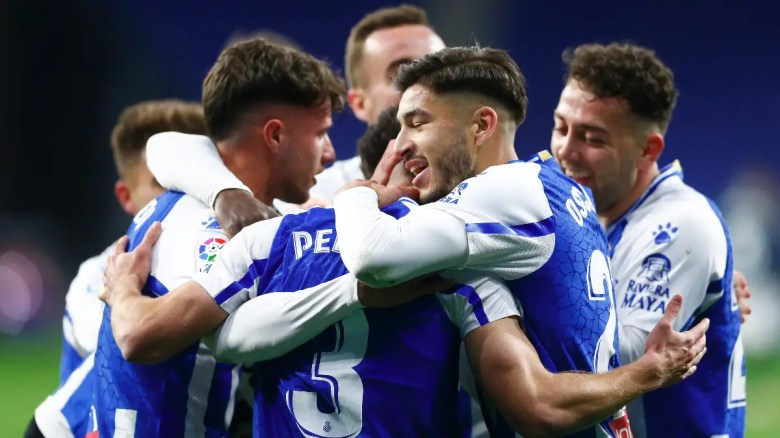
[399,108,430,123]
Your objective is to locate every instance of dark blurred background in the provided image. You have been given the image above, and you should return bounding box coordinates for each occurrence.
[1,0,778,433]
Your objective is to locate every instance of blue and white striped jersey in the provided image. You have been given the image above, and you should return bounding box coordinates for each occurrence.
[193,201,518,437]
[333,152,623,437]
[92,191,241,437]
[608,162,745,438]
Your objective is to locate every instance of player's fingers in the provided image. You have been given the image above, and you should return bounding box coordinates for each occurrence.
[682,364,698,380]
[396,185,420,201]
[140,222,162,251]
[686,318,710,344]
[113,236,129,257]
[660,294,683,326]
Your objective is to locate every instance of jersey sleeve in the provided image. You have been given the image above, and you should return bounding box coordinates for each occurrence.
[615,208,728,361]
[192,217,283,314]
[62,247,110,358]
[333,163,555,287]
[436,271,520,339]
[146,132,251,209]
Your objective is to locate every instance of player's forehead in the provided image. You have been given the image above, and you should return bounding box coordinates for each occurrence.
[363,25,444,68]
[280,100,333,129]
[398,85,437,117]
[555,79,630,129]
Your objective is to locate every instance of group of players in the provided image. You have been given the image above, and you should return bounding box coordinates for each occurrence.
[28,5,749,438]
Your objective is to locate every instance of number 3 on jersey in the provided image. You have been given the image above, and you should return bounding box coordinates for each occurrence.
[287,311,368,438]
[588,249,618,373]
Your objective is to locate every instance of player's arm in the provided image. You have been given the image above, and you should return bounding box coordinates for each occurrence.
[208,274,454,363]
[616,212,726,364]
[333,185,469,287]
[101,222,228,363]
[146,132,277,236]
[467,295,709,436]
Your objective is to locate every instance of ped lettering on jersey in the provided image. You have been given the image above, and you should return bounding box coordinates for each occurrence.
[293,229,340,259]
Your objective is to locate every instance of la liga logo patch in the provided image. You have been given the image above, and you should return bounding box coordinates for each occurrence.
[197,237,226,273]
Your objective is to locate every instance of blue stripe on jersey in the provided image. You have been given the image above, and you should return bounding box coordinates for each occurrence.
[59,359,96,437]
[144,274,169,296]
[59,334,85,386]
[606,218,628,259]
[448,284,488,325]
[213,259,268,305]
[465,216,554,238]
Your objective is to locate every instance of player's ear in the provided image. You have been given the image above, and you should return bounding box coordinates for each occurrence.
[472,106,498,148]
[348,88,371,123]
[638,132,664,172]
[262,118,284,154]
[114,180,136,215]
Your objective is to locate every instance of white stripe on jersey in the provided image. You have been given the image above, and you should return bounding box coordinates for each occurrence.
[35,353,94,438]
[184,345,218,437]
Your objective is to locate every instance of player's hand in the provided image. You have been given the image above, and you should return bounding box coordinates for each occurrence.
[733,270,752,324]
[641,294,709,388]
[336,179,419,208]
[357,274,455,308]
[214,189,278,238]
[370,139,403,185]
[101,222,162,307]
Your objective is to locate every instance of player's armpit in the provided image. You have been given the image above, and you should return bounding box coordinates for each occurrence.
[113,280,228,364]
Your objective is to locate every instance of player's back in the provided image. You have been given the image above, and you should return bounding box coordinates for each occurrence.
[252,203,513,437]
[438,156,621,437]
[610,164,745,437]
[93,191,240,437]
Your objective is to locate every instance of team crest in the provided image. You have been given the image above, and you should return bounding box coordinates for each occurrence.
[197,237,227,273]
[639,253,671,282]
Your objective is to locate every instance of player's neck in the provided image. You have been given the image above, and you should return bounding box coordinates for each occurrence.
[598,163,660,228]
[217,140,274,205]
[476,139,518,173]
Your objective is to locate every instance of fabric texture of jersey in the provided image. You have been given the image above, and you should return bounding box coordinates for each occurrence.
[196,200,517,437]
[92,191,240,437]
[59,245,110,384]
[608,162,745,438]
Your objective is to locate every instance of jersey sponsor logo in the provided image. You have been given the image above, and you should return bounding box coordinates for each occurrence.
[201,215,222,230]
[438,182,469,205]
[621,254,671,314]
[293,228,340,260]
[197,237,227,273]
[652,222,678,245]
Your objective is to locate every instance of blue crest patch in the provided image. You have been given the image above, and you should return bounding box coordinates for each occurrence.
[639,253,671,282]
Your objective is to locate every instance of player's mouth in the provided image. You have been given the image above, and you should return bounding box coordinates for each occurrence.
[564,170,592,186]
[405,158,430,188]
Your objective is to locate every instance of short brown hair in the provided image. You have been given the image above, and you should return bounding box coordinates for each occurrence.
[358,105,400,178]
[395,46,528,125]
[111,100,206,178]
[203,38,346,141]
[345,5,429,89]
[563,42,678,132]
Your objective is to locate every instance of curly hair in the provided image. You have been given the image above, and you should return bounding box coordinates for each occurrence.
[395,46,527,125]
[203,37,345,141]
[563,43,678,132]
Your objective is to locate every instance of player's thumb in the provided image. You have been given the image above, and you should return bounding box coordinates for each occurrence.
[661,294,683,325]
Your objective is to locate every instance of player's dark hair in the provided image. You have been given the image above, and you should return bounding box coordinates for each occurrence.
[203,38,346,141]
[395,46,527,125]
[345,5,430,89]
[358,105,400,178]
[111,100,206,178]
[562,42,678,133]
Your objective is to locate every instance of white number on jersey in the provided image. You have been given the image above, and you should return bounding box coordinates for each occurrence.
[287,311,368,437]
[589,250,618,373]
[728,330,747,408]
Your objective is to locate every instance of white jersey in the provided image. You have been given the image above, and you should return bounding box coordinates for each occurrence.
[59,245,109,383]
[92,191,241,437]
[309,156,363,204]
[608,162,745,437]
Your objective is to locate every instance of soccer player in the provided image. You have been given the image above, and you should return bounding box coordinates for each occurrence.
[103,59,706,438]
[550,42,745,437]
[27,100,207,438]
[310,4,445,202]
[89,38,344,437]
[329,46,710,436]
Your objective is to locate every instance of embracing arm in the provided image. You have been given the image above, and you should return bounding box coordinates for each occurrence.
[468,295,708,437]
[333,186,468,287]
